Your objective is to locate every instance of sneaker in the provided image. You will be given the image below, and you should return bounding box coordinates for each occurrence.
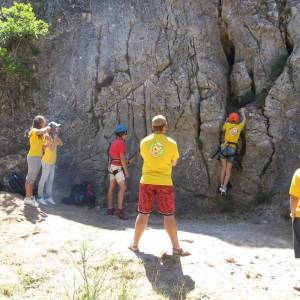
[221,190,227,197]
[218,185,223,193]
[117,209,129,220]
[106,208,115,215]
[46,197,56,205]
[220,185,227,196]
[24,197,39,208]
[37,197,48,205]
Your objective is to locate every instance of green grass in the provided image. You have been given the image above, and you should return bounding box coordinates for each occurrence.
[66,243,137,300]
[19,272,46,291]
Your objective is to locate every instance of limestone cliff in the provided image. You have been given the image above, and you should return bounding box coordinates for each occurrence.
[0,0,299,213]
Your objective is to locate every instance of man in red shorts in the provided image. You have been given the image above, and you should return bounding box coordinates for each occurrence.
[129,115,190,256]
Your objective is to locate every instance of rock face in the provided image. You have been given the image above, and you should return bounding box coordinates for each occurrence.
[0,0,299,213]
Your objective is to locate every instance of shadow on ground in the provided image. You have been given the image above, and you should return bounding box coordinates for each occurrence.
[0,192,47,224]
[23,205,48,224]
[134,251,195,300]
[0,191,293,249]
[41,202,292,249]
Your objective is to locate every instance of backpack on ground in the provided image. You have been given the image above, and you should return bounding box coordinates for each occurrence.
[61,181,96,207]
[8,172,26,196]
[0,179,4,191]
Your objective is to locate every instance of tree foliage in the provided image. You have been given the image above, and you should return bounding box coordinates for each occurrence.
[0,2,48,76]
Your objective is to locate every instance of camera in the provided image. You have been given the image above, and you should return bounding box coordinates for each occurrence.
[48,121,61,129]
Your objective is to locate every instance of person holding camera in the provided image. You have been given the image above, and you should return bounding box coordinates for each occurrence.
[37,122,63,205]
[24,115,51,207]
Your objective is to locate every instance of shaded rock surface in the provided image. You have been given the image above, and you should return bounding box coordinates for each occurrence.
[0,0,299,213]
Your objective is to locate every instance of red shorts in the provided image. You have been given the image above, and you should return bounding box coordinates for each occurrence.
[138,183,175,215]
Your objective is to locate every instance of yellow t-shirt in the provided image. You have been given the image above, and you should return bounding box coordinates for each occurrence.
[42,136,57,165]
[28,128,44,157]
[140,133,179,186]
[289,169,300,218]
[223,121,245,147]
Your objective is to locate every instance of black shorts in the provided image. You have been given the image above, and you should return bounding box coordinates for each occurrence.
[293,218,300,258]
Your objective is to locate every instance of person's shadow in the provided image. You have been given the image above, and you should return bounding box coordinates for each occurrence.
[23,205,48,224]
[134,251,195,300]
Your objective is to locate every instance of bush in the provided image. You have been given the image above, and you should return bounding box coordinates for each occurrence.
[0,46,31,75]
[0,2,48,77]
[0,2,48,45]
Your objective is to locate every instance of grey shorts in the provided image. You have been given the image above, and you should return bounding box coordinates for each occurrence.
[26,156,41,183]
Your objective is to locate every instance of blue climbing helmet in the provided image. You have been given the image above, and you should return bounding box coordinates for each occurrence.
[115,124,127,134]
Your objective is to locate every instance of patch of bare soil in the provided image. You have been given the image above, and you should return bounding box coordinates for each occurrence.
[0,192,299,300]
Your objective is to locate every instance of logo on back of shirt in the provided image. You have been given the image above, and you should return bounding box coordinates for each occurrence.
[229,127,238,136]
[150,142,164,157]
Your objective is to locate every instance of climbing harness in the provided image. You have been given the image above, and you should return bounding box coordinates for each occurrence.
[108,151,138,177]
[219,142,238,158]
[108,158,124,176]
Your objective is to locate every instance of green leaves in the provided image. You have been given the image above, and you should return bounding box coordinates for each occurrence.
[0,2,48,77]
[0,2,48,45]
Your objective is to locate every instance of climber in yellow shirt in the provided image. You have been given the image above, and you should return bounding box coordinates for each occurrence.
[219,108,246,195]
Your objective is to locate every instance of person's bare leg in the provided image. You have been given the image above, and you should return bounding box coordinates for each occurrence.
[131,213,150,248]
[164,215,180,250]
[25,180,33,197]
[117,180,126,209]
[220,159,227,186]
[223,162,233,187]
[107,179,116,209]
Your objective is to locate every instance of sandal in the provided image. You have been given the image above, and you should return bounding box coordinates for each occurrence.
[172,248,191,257]
[294,283,300,292]
[128,244,139,252]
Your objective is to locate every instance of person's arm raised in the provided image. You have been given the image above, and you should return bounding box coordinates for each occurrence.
[35,126,51,136]
[240,107,246,122]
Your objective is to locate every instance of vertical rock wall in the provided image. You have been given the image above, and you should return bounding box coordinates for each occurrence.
[0,0,299,213]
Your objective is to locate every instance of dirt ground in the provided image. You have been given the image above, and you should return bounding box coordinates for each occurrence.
[0,191,300,300]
